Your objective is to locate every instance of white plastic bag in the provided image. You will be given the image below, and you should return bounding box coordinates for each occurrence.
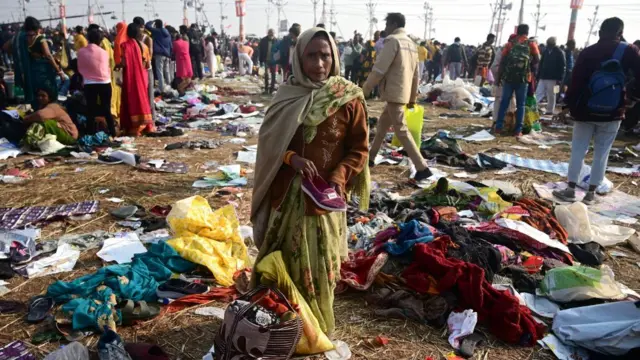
[554,202,636,246]
[447,309,477,349]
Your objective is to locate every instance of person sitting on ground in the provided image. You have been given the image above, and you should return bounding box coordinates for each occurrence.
[553,17,640,205]
[363,12,433,181]
[23,88,78,146]
[535,37,566,115]
[251,27,370,337]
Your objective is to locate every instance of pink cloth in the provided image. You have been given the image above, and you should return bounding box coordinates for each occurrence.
[173,39,193,79]
[77,44,111,83]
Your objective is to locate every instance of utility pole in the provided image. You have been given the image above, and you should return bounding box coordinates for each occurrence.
[517,0,525,25]
[531,0,546,37]
[219,0,227,34]
[321,0,327,24]
[20,0,27,20]
[585,5,599,47]
[428,7,434,39]
[329,0,336,33]
[270,0,288,36]
[567,0,584,41]
[365,0,376,41]
[183,0,188,25]
[422,2,429,40]
[311,0,319,26]
[265,1,272,33]
[489,2,499,35]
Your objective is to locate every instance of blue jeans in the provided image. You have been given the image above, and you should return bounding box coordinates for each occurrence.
[449,62,462,80]
[495,82,527,134]
[56,73,70,96]
[568,120,621,187]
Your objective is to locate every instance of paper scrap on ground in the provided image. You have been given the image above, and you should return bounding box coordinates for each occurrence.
[374,154,399,165]
[106,197,124,203]
[510,145,531,150]
[194,306,226,319]
[324,340,352,360]
[96,232,147,264]
[453,171,478,179]
[463,130,495,142]
[495,218,570,253]
[447,309,478,349]
[25,243,80,278]
[236,151,257,164]
[494,165,518,175]
[109,150,137,166]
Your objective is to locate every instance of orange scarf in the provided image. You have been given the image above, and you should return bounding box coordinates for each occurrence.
[113,22,127,65]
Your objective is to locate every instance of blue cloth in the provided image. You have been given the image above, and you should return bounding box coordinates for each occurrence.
[382,220,434,256]
[146,22,173,58]
[495,82,527,134]
[56,73,70,97]
[47,241,195,331]
[78,131,109,146]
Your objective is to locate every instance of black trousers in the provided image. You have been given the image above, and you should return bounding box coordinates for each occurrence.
[191,54,204,79]
[84,83,116,136]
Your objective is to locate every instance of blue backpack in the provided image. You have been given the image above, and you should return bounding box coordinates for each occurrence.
[584,42,627,115]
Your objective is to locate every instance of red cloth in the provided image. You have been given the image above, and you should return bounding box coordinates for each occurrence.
[340,251,388,291]
[119,38,153,135]
[402,237,545,346]
[164,286,238,313]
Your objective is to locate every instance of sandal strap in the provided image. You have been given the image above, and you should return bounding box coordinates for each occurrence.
[135,301,150,317]
[120,300,135,315]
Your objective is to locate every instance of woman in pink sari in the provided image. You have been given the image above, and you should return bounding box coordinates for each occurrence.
[172,26,193,94]
[117,23,154,136]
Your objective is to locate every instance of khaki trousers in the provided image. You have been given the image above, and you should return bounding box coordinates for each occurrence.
[369,102,426,171]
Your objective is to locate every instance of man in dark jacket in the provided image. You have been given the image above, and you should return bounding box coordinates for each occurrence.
[188,24,204,79]
[279,24,301,79]
[553,18,640,204]
[535,37,566,115]
[444,37,467,80]
[146,19,173,91]
[259,29,277,94]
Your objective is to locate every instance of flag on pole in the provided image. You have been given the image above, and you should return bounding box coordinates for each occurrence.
[570,0,584,9]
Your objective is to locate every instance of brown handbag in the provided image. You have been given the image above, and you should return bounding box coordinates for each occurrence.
[214,286,302,360]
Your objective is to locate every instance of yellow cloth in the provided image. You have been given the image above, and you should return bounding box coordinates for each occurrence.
[166,196,249,286]
[418,45,428,62]
[256,251,334,355]
[74,34,88,52]
[100,37,120,119]
[426,42,436,60]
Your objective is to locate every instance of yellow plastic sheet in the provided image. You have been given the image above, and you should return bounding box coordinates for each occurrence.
[166,196,249,286]
[255,251,334,355]
[391,105,424,148]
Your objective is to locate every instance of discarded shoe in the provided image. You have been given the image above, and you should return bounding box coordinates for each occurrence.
[301,176,347,212]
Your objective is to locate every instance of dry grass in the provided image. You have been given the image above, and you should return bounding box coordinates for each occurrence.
[1,79,640,359]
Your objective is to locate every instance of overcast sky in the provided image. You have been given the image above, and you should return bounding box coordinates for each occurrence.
[4,0,640,46]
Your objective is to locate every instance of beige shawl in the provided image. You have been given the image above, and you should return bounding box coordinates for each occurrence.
[251,27,343,249]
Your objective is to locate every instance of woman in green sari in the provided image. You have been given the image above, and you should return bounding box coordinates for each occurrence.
[13,16,65,108]
[251,27,370,336]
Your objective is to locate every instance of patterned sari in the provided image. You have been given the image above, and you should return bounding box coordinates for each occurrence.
[119,39,153,136]
[358,40,376,87]
[13,32,58,108]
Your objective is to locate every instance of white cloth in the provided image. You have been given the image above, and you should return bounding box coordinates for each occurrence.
[96,232,147,264]
[206,43,217,76]
[239,52,253,76]
[535,79,557,114]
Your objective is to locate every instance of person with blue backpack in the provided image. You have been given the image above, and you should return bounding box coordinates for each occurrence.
[553,17,640,205]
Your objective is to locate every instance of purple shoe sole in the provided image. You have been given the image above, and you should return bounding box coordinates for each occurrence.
[301,177,347,212]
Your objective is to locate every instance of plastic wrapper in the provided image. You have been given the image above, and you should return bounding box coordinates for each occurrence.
[166,196,249,286]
